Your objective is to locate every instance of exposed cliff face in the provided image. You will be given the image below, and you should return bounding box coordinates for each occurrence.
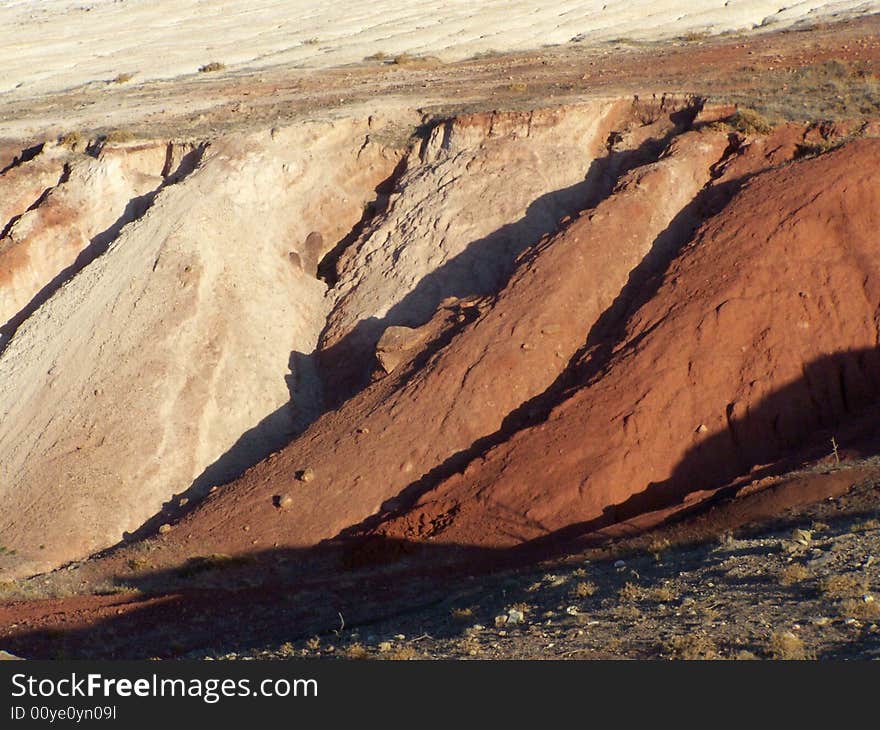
[0,119,400,576]
[0,140,203,341]
[371,139,880,548]
[1,100,878,585]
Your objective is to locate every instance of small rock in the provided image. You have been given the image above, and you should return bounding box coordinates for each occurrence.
[178,497,189,508]
[863,594,875,604]
[696,424,708,433]
[375,325,429,373]
[613,559,626,569]
[507,608,525,625]
[520,342,535,351]
[297,467,316,483]
[494,615,508,627]
[541,323,562,335]
[158,523,172,535]
[565,605,580,616]
[0,650,22,660]
[274,494,294,511]
[378,641,392,653]
[792,528,812,545]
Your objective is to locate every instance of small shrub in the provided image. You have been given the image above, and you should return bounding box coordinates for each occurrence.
[177,553,249,578]
[648,537,671,560]
[664,634,718,660]
[795,140,841,158]
[645,585,678,602]
[384,645,419,660]
[574,581,597,598]
[127,556,151,571]
[390,53,441,68]
[198,61,226,73]
[819,573,869,599]
[779,564,811,586]
[680,30,711,43]
[94,584,138,596]
[103,129,136,144]
[345,643,369,660]
[851,518,880,533]
[614,604,642,621]
[617,582,676,603]
[727,108,774,135]
[767,631,809,660]
[58,131,86,149]
[838,597,880,620]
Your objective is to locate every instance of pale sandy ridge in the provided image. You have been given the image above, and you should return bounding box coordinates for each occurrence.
[1,0,878,97]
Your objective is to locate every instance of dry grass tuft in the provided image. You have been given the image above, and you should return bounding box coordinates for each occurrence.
[618,582,642,602]
[384,645,420,660]
[390,53,442,68]
[663,634,718,660]
[574,581,598,598]
[779,564,811,586]
[838,597,880,620]
[177,553,250,578]
[768,631,809,660]
[103,129,136,144]
[618,582,677,603]
[819,573,869,599]
[648,537,671,560]
[851,518,880,533]
[58,131,86,149]
[727,108,774,135]
[345,643,369,660]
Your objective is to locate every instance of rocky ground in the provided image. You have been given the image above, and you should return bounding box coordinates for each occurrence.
[225,467,880,661]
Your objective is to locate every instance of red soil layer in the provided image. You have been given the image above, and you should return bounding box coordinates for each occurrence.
[372,139,880,547]
[126,122,729,563]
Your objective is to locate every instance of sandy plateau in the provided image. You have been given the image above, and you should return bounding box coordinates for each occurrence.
[0,3,879,660]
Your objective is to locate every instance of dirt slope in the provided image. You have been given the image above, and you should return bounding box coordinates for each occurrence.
[321,101,629,402]
[371,139,880,547]
[0,119,399,577]
[0,140,201,341]
[86,108,731,572]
